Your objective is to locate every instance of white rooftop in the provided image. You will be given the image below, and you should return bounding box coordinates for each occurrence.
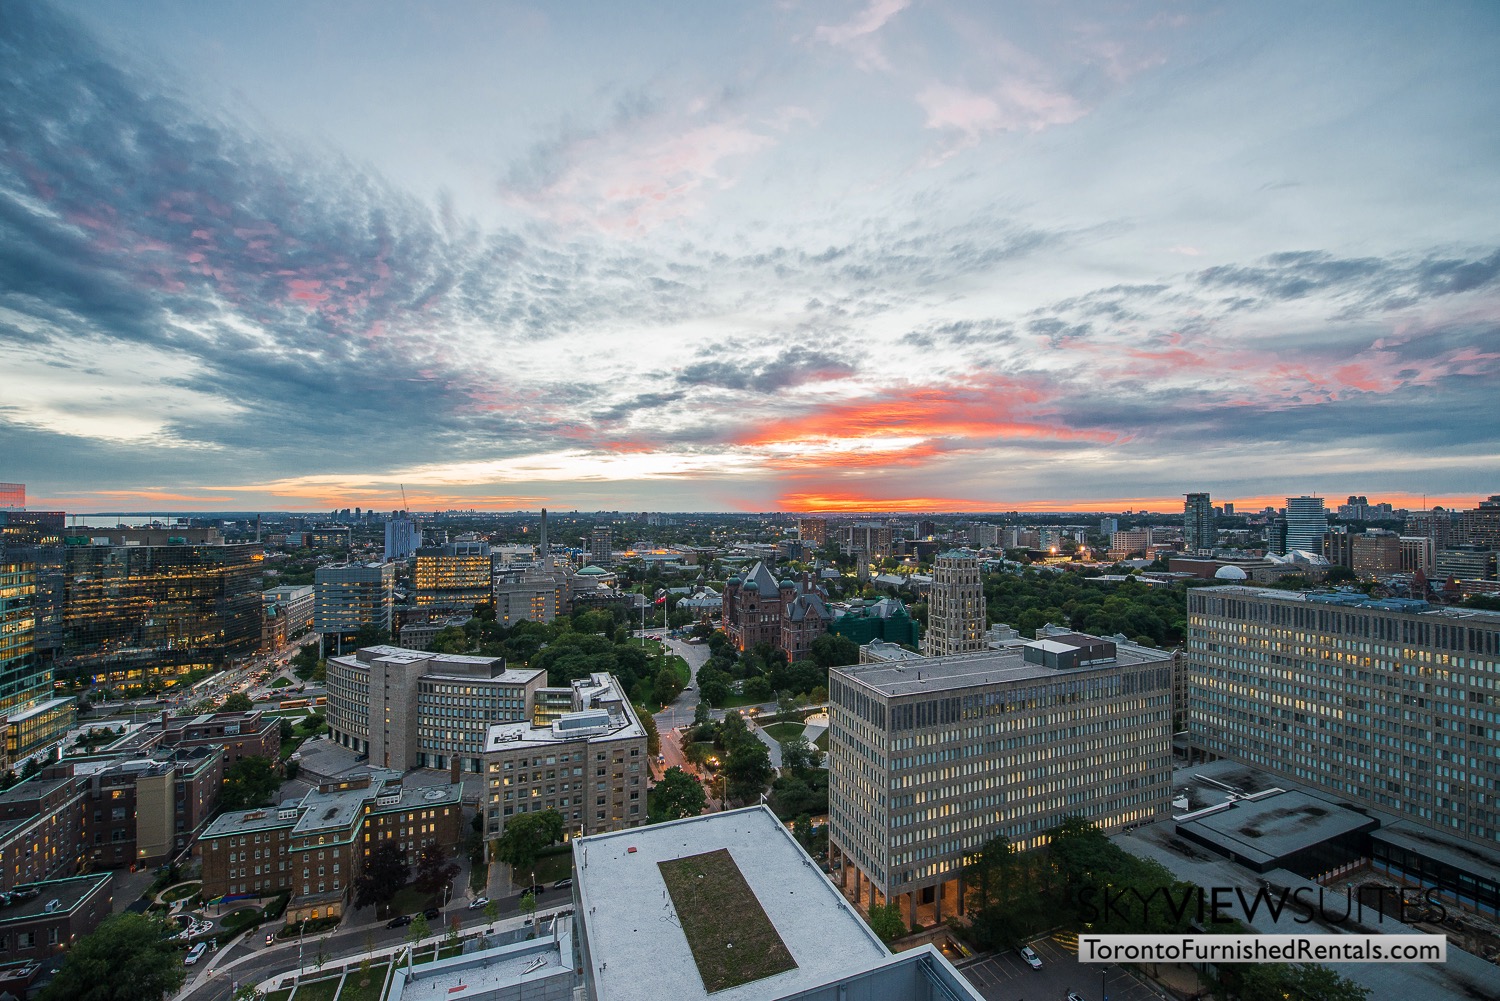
[575,806,889,1001]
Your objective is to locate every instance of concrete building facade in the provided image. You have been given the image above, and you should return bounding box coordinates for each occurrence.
[1186,585,1500,851]
[827,636,1174,927]
[314,562,395,643]
[920,551,986,657]
[326,645,545,773]
[482,673,646,842]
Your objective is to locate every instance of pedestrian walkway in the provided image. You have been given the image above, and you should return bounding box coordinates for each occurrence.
[751,724,783,769]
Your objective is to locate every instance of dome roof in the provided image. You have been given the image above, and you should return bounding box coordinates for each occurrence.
[779,578,797,589]
[743,580,760,590]
[727,576,743,586]
[1214,565,1249,580]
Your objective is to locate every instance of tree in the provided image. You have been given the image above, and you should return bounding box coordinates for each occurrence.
[697,668,730,708]
[219,755,281,810]
[354,841,410,913]
[483,898,501,928]
[221,692,253,712]
[40,913,186,1001]
[865,900,907,943]
[810,633,860,669]
[724,735,773,803]
[650,766,707,822]
[640,711,660,757]
[518,890,537,923]
[493,809,565,883]
[413,844,461,899]
[653,664,683,704]
[692,701,713,728]
[781,738,822,775]
[406,911,429,945]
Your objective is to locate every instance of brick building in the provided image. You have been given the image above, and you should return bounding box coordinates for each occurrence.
[197,771,463,923]
[722,563,829,655]
[0,871,113,964]
[74,745,223,869]
[0,773,85,891]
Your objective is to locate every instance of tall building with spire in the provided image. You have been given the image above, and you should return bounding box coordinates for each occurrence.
[1183,492,1215,553]
[921,551,986,657]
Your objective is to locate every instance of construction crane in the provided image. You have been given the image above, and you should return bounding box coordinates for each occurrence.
[400,484,409,514]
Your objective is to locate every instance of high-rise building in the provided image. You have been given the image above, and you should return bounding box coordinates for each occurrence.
[1099,517,1119,535]
[413,542,492,610]
[1435,545,1497,583]
[1399,535,1436,574]
[1322,527,1354,568]
[326,645,544,772]
[383,515,421,562]
[797,517,828,546]
[1352,529,1402,577]
[0,484,23,511]
[1187,585,1500,856]
[1405,508,1454,551]
[1458,495,1500,549]
[0,561,73,765]
[1284,496,1328,553]
[828,636,1174,926]
[920,551,986,657]
[1108,528,1151,560]
[313,562,395,646]
[1184,492,1215,553]
[57,538,261,688]
[589,526,615,567]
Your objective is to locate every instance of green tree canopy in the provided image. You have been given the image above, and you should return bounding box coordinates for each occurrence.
[412,843,460,897]
[810,633,860,669]
[780,737,822,775]
[723,733,773,802]
[650,766,707,822]
[865,900,907,943]
[639,710,660,757]
[493,808,565,877]
[219,755,281,811]
[354,840,410,912]
[40,914,186,1001]
[221,691,253,712]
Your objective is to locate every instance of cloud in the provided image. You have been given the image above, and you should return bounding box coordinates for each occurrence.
[813,0,910,71]
[676,347,857,393]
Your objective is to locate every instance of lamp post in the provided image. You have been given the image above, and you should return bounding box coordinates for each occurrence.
[1101,963,1110,1001]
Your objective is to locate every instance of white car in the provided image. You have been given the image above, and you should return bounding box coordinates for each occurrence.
[184,942,207,966]
[467,896,490,910]
[1019,946,1043,969]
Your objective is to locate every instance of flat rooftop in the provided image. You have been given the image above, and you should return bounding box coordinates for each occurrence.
[388,919,575,1001]
[575,806,888,1001]
[1194,584,1500,624]
[835,640,1170,697]
[1177,790,1376,866]
[0,873,112,926]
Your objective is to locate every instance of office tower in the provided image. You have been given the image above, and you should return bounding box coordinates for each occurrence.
[1184,492,1215,553]
[1266,517,1287,555]
[837,522,894,559]
[589,525,615,567]
[326,645,544,772]
[1284,496,1327,553]
[313,562,395,646]
[0,561,73,763]
[482,672,646,838]
[57,536,260,688]
[1435,546,1497,582]
[0,484,22,510]
[828,636,1173,926]
[1187,585,1500,855]
[1400,536,1436,574]
[1405,507,1454,550]
[1322,527,1354,568]
[920,551,986,657]
[413,541,493,610]
[383,515,421,561]
[797,517,828,546]
[1108,528,1151,560]
[1223,502,1235,517]
[1099,517,1119,535]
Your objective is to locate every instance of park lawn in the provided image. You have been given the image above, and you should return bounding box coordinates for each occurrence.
[815,731,828,752]
[759,722,804,745]
[271,677,292,688]
[717,692,765,709]
[659,849,796,992]
[523,851,572,887]
[437,944,464,959]
[291,978,340,1001]
[335,965,387,1001]
[160,881,201,903]
[267,990,292,1001]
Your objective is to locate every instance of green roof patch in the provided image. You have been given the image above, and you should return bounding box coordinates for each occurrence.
[658,849,797,993]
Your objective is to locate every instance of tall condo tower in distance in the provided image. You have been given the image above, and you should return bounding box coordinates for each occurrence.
[589,525,614,567]
[0,483,23,510]
[1184,492,1215,553]
[1284,495,1328,554]
[921,550,986,656]
[384,513,421,562]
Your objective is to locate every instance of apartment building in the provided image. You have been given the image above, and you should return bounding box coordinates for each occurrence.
[74,745,223,868]
[0,773,86,891]
[482,673,646,843]
[0,871,113,965]
[827,635,1174,927]
[198,771,462,922]
[326,646,546,773]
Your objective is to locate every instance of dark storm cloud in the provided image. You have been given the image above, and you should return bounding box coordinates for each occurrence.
[1194,248,1500,313]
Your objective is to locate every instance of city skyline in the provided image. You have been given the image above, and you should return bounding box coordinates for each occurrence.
[3,2,1498,513]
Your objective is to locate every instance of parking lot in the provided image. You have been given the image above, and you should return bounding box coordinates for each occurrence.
[955,937,1170,1001]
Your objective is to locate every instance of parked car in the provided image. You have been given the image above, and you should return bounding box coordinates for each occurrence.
[423,907,441,921]
[551,878,572,889]
[183,943,207,966]
[1067,993,1087,1001]
[523,884,546,897]
[1019,946,1042,969]
[386,914,413,929]
[265,933,275,946]
[467,896,490,910]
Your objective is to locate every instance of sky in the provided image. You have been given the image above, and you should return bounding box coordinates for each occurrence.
[2,1,1498,515]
